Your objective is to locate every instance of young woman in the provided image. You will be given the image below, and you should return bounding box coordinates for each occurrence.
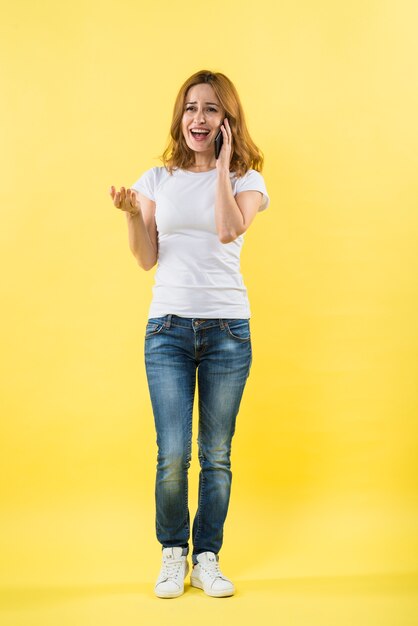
[109,70,270,598]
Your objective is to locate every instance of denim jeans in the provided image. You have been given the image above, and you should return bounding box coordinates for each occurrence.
[144,314,252,565]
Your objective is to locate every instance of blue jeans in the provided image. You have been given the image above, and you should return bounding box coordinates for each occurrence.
[144,314,252,565]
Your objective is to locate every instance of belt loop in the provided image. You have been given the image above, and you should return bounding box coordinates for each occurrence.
[165,314,172,329]
[219,318,225,330]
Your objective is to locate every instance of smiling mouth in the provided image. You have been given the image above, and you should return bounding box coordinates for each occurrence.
[190,130,211,142]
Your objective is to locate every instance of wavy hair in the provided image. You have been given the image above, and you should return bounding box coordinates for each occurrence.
[159,70,264,178]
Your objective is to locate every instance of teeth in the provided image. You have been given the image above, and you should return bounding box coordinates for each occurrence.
[191,129,209,134]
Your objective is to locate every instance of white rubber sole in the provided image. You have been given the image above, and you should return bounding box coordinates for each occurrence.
[154,560,189,598]
[190,575,235,597]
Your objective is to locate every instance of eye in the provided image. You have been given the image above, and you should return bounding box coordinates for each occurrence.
[185,106,218,112]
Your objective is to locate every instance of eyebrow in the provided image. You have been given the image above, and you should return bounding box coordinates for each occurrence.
[185,101,220,106]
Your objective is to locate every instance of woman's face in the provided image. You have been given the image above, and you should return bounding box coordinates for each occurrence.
[181,83,225,156]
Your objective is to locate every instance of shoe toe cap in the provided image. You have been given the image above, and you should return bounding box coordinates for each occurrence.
[155,580,181,593]
[211,577,234,591]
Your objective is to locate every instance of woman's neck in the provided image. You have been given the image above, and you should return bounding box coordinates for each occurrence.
[188,165,216,171]
[183,151,218,171]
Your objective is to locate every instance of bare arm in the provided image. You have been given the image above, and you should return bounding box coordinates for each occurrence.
[215,171,263,243]
[109,186,158,271]
[214,119,263,243]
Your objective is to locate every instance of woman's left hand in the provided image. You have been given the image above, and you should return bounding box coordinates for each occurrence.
[216,117,233,173]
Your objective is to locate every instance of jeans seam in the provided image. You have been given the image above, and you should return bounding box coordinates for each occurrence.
[194,394,205,544]
[184,405,192,538]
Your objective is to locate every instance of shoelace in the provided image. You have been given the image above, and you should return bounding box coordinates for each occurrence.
[202,558,225,580]
[161,557,184,580]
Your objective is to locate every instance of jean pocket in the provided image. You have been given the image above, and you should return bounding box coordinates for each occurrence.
[224,319,251,342]
[145,318,166,338]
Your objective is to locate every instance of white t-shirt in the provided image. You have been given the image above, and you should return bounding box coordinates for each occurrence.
[130,166,270,319]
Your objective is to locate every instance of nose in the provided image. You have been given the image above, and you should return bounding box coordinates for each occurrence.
[194,108,206,123]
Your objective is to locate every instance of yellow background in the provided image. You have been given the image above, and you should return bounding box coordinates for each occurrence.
[1,0,417,624]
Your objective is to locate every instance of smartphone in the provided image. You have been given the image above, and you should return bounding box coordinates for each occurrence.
[214,128,223,159]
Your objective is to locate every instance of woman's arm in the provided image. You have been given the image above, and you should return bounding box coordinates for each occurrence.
[214,118,263,243]
[125,191,158,270]
[215,171,262,243]
[110,185,158,270]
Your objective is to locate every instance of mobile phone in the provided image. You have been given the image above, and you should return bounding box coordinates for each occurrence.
[214,128,223,159]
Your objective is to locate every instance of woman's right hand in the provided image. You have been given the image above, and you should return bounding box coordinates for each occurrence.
[109,185,141,216]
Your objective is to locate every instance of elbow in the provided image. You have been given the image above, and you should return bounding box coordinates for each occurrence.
[136,246,158,270]
[138,258,157,271]
[219,229,242,244]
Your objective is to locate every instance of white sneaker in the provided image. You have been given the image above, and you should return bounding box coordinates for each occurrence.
[154,547,189,598]
[190,551,235,597]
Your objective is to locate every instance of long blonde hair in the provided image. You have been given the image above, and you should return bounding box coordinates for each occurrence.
[160,70,264,178]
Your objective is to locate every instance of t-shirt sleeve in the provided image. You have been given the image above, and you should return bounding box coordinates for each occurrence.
[130,167,156,201]
[234,169,270,212]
